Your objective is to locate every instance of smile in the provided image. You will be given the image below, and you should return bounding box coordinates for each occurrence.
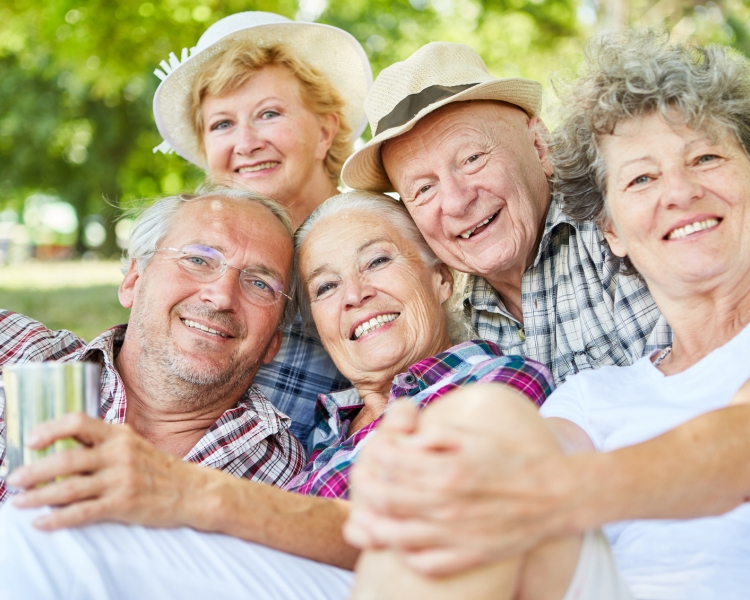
[182,319,229,338]
[459,211,499,239]
[237,162,279,174]
[666,218,720,240]
[352,313,399,340]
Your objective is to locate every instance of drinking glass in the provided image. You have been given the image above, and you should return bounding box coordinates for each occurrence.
[1,361,100,477]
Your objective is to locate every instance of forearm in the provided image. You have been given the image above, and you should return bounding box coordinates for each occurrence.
[572,404,750,531]
[184,466,358,569]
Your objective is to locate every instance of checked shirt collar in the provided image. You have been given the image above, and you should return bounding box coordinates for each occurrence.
[1,314,303,503]
[462,197,671,384]
[467,198,573,325]
[74,325,295,470]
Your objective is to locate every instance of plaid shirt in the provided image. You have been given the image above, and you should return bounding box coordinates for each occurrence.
[0,310,304,504]
[253,316,350,450]
[284,340,554,499]
[465,199,672,385]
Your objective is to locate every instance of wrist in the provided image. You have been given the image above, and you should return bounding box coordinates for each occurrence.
[176,463,227,531]
[565,451,625,532]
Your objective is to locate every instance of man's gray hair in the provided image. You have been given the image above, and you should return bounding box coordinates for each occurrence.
[551,29,750,273]
[293,190,474,343]
[121,184,296,324]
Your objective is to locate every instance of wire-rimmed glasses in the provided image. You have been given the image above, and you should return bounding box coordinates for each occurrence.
[155,245,291,306]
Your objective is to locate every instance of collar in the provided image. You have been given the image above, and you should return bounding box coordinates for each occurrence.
[464,199,585,312]
[318,339,504,420]
[79,324,127,369]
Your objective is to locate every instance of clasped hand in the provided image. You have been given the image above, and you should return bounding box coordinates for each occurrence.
[344,400,584,576]
[7,413,200,531]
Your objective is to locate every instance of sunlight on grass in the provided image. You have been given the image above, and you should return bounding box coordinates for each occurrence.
[0,261,130,341]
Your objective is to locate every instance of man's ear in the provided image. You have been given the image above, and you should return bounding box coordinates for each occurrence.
[435,263,454,304]
[118,259,140,309]
[262,329,283,365]
[529,116,554,178]
[315,113,339,161]
[602,218,628,258]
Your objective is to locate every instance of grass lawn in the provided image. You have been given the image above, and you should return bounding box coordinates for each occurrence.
[0,261,131,341]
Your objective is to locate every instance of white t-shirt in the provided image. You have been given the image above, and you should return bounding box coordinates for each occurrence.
[540,323,750,600]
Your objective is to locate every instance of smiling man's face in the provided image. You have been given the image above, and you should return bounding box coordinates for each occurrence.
[382,101,553,287]
[119,197,292,400]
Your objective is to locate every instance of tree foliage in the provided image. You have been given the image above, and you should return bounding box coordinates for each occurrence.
[0,0,747,253]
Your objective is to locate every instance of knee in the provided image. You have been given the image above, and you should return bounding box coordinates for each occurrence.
[419,383,561,454]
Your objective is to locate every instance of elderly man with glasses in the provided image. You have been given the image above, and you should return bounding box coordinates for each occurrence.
[0,186,304,507]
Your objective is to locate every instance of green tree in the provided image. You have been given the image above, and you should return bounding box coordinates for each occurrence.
[5,0,746,255]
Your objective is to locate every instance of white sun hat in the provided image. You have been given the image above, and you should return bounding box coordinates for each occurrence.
[152,11,372,170]
[341,42,542,193]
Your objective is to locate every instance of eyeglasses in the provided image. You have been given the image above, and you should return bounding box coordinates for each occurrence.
[155,245,291,306]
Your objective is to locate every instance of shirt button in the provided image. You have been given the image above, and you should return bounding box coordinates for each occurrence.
[518,329,526,341]
[403,373,417,385]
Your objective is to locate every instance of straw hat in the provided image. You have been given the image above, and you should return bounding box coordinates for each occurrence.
[152,11,372,169]
[341,42,542,193]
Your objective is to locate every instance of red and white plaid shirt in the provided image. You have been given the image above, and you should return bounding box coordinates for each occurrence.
[0,310,304,503]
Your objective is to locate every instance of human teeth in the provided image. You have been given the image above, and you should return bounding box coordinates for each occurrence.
[183,319,227,337]
[667,219,719,240]
[353,313,398,340]
[460,215,494,239]
[238,161,279,173]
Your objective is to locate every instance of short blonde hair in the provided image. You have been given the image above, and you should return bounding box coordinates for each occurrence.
[191,42,352,185]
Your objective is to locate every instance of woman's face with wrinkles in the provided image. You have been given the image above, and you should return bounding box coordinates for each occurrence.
[298,211,453,389]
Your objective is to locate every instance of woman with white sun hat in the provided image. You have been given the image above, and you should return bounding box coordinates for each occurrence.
[152,11,373,447]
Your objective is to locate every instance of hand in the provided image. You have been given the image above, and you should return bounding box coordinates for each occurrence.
[345,402,590,576]
[6,413,210,531]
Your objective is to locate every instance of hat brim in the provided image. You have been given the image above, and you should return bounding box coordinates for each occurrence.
[153,21,372,170]
[341,78,542,193]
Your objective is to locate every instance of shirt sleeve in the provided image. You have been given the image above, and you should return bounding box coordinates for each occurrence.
[539,376,604,450]
[474,355,556,407]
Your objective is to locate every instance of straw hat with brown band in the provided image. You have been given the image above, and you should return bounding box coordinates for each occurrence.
[152,11,372,170]
[341,42,543,193]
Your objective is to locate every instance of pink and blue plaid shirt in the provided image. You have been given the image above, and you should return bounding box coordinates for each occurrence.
[284,340,554,499]
[0,311,304,503]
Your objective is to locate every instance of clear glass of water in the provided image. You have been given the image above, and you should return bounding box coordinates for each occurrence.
[1,361,100,477]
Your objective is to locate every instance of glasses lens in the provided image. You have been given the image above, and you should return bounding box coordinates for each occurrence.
[238,271,281,305]
[177,245,224,278]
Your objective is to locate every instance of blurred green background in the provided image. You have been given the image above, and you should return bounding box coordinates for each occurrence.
[1,0,749,339]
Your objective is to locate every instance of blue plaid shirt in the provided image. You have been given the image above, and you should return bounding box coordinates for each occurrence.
[253,316,350,450]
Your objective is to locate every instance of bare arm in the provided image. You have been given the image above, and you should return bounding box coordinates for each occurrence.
[8,414,358,569]
[345,389,750,575]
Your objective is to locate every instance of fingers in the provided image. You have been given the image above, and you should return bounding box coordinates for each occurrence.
[31,498,116,531]
[400,546,487,577]
[346,510,452,551]
[12,472,106,510]
[7,446,102,490]
[25,412,111,449]
[379,400,420,435]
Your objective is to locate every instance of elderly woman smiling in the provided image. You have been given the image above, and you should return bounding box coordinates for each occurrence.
[284,191,553,498]
[346,32,750,600]
[0,192,552,598]
[152,11,373,446]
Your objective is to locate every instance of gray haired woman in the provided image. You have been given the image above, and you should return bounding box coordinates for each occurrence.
[347,29,750,600]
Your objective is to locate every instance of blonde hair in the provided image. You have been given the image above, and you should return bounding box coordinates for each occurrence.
[191,42,352,185]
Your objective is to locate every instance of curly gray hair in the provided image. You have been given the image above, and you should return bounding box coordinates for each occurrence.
[121,183,296,325]
[551,29,750,273]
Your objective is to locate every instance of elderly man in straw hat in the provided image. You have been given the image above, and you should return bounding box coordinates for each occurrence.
[340,41,746,583]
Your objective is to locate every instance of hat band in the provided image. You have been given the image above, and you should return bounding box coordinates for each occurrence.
[374,82,479,136]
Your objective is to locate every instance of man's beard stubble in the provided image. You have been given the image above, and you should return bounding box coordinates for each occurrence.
[130,302,272,412]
